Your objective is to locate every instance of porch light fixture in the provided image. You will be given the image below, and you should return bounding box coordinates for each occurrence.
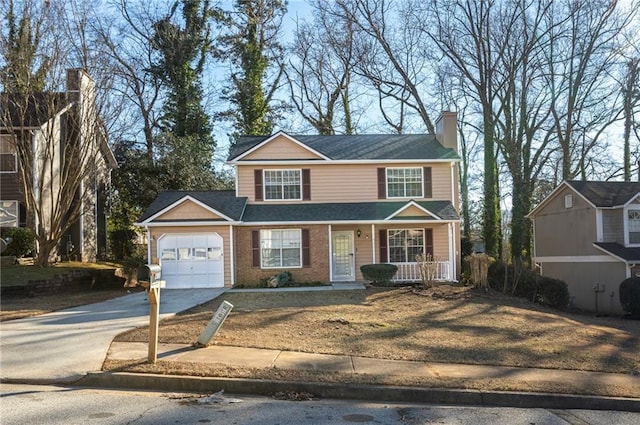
[356,229,362,238]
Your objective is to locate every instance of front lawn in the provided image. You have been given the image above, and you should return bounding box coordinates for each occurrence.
[114,285,640,375]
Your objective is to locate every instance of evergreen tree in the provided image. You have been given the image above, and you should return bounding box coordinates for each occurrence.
[216,0,287,140]
[150,0,217,190]
[1,0,49,93]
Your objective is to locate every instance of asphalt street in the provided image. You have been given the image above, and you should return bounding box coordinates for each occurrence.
[2,383,639,425]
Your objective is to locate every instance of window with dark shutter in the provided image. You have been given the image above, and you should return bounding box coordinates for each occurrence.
[302,169,311,200]
[252,230,260,267]
[423,167,432,198]
[302,229,310,266]
[254,169,263,201]
[379,229,388,262]
[377,168,386,199]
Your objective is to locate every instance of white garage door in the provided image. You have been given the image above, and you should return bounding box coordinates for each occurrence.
[158,233,224,288]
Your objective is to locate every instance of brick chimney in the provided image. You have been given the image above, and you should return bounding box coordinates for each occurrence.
[435,111,458,153]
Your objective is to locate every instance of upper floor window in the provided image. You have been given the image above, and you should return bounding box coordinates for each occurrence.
[264,169,301,200]
[628,209,640,244]
[0,200,18,227]
[0,135,17,173]
[387,167,423,198]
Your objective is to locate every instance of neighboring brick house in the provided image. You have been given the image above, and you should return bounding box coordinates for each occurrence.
[137,112,462,288]
[528,180,640,314]
[0,69,116,261]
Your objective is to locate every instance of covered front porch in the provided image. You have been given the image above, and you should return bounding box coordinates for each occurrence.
[329,221,458,283]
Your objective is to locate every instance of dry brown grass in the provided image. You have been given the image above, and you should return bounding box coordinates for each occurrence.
[114,286,640,375]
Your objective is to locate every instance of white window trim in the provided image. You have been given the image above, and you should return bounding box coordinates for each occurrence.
[624,204,640,247]
[263,169,303,202]
[260,228,303,269]
[0,134,18,174]
[387,228,425,263]
[386,167,424,199]
[0,200,19,227]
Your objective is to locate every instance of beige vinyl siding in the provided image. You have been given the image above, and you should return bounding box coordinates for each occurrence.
[602,209,624,244]
[148,225,233,287]
[242,135,323,160]
[236,162,453,203]
[533,187,601,257]
[156,200,223,221]
[396,205,432,217]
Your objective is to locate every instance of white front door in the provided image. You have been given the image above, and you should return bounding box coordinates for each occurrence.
[158,233,224,288]
[332,231,355,281]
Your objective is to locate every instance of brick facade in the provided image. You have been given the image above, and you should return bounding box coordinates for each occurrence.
[234,224,330,286]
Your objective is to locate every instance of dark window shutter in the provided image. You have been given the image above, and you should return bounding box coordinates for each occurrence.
[425,228,434,257]
[252,230,260,267]
[379,229,388,262]
[302,229,310,266]
[423,167,432,198]
[377,168,386,199]
[19,202,27,227]
[254,169,263,201]
[302,169,311,200]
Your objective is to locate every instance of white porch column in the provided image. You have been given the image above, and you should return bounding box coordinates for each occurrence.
[229,225,235,286]
[448,223,455,281]
[371,224,376,263]
[328,224,333,281]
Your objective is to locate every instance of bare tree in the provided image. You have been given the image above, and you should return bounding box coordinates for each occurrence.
[621,57,640,181]
[429,0,504,258]
[335,0,437,133]
[544,0,637,180]
[285,1,357,135]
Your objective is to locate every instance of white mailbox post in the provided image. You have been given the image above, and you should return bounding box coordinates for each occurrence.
[138,264,165,364]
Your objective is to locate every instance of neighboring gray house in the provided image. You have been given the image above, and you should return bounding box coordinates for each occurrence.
[528,180,640,314]
[1,69,116,261]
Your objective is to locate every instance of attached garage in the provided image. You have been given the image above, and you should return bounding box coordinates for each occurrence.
[158,233,224,288]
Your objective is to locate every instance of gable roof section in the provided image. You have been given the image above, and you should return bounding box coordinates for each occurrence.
[1,93,71,128]
[231,132,330,162]
[528,180,640,217]
[240,200,459,223]
[566,181,640,207]
[228,133,459,162]
[138,191,247,224]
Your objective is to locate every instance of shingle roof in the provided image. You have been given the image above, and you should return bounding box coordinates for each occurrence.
[567,181,640,207]
[1,93,70,128]
[228,134,459,161]
[138,191,248,222]
[594,242,640,262]
[241,201,459,222]
[139,194,460,224]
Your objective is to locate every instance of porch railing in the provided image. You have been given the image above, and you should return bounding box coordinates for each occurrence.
[390,261,451,282]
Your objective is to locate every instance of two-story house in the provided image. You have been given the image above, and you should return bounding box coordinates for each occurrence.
[528,180,640,314]
[136,112,461,288]
[1,69,116,261]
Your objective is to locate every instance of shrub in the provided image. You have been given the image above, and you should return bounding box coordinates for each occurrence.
[1,227,35,257]
[619,277,640,317]
[536,276,570,308]
[360,263,398,286]
[108,228,138,261]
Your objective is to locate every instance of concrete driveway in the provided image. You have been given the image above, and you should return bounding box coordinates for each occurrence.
[0,289,225,383]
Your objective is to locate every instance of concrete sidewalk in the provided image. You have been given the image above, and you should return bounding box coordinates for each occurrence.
[92,341,640,411]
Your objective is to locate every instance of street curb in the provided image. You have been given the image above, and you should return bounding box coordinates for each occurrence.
[77,372,640,412]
